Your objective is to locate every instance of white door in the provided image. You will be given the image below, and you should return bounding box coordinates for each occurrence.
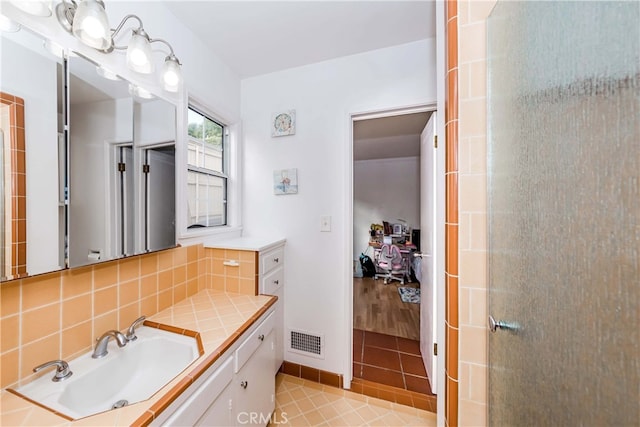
[419,112,437,393]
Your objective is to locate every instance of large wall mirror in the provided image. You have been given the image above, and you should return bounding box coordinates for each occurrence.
[0,26,65,280]
[0,26,177,281]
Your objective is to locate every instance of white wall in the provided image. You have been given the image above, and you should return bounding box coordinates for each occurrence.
[241,39,436,375]
[69,98,133,266]
[0,35,60,275]
[353,157,420,261]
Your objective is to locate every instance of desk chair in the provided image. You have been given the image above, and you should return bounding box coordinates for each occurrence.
[374,244,405,285]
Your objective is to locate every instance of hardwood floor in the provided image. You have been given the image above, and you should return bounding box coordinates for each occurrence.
[353,277,420,341]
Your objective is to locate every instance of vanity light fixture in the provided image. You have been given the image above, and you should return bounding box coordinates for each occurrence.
[55,0,183,92]
[8,0,52,17]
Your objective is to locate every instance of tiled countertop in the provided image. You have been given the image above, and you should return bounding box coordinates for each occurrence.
[0,290,276,426]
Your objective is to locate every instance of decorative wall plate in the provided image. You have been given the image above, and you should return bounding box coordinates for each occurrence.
[271,110,296,137]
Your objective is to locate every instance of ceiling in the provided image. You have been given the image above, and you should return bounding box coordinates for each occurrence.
[164,1,436,78]
[164,1,436,160]
[353,112,431,161]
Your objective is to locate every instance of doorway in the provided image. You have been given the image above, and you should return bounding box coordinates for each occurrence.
[351,107,441,412]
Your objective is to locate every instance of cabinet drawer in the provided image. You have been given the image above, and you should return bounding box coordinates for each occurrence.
[235,312,275,373]
[261,267,283,295]
[261,247,284,275]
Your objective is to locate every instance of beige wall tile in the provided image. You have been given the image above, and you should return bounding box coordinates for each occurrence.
[174,246,188,265]
[21,275,60,310]
[158,270,172,291]
[1,315,19,351]
[469,363,487,403]
[187,261,198,280]
[94,286,117,316]
[21,334,60,380]
[459,286,470,326]
[459,173,486,213]
[22,304,59,344]
[62,266,92,299]
[140,253,158,276]
[469,213,487,251]
[62,321,91,357]
[468,288,488,328]
[459,21,486,64]
[459,98,486,137]
[93,311,117,340]
[119,279,140,307]
[119,302,140,329]
[119,257,140,282]
[458,213,471,250]
[158,250,173,271]
[459,325,487,365]
[459,398,487,427]
[140,294,158,316]
[62,294,92,329]
[458,250,486,287]
[174,265,187,284]
[469,60,487,98]
[467,135,487,174]
[1,350,19,386]
[94,262,118,290]
[0,280,21,316]
[140,274,158,296]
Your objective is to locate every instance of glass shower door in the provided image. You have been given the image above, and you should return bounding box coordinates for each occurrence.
[487,2,639,425]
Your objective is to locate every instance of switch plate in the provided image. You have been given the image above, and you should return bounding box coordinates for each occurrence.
[320,215,331,232]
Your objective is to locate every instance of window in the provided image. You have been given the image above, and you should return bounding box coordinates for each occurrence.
[187,107,227,227]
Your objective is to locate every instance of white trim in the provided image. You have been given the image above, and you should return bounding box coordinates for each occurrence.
[345,101,444,411]
[435,0,447,424]
[177,94,243,246]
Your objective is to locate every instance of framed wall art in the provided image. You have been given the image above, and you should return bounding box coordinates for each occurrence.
[273,168,298,195]
[271,110,296,137]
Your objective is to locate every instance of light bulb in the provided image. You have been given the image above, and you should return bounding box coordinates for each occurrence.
[161,55,182,92]
[72,0,111,51]
[126,30,154,74]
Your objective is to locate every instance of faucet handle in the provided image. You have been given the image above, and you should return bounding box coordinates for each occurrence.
[33,360,72,382]
[125,315,146,341]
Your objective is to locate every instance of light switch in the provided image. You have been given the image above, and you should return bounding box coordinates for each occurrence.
[320,215,331,232]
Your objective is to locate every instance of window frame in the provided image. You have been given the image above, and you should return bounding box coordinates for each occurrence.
[186,105,229,229]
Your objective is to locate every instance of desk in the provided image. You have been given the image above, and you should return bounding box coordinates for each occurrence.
[369,241,416,282]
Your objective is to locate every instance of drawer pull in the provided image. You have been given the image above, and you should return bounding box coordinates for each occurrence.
[273,280,279,285]
[258,334,265,341]
[223,260,239,267]
[240,381,248,389]
[273,257,279,263]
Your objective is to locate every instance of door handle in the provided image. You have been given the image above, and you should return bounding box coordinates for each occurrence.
[488,315,518,333]
[413,252,429,258]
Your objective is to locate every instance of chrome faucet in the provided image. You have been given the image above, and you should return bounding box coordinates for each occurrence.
[125,315,146,342]
[92,330,127,359]
[33,360,73,382]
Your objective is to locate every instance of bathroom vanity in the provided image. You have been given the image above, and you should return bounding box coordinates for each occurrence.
[0,290,278,426]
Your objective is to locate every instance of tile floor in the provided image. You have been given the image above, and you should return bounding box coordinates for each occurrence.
[273,373,436,426]
[353,329,434,396]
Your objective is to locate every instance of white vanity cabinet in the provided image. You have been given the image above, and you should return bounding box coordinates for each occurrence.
[206,237,286,375]
[152,309,276,427]
[258,244,285,374]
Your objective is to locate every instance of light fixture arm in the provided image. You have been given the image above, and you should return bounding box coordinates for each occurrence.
[108,14,145,52]
[149,38,179,61]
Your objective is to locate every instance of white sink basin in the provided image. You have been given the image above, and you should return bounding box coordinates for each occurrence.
[13,326,200,419]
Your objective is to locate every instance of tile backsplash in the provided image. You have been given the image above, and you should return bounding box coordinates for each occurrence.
[0,243,257,389]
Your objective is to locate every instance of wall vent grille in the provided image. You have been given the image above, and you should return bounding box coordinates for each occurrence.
[289,329,324,359]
